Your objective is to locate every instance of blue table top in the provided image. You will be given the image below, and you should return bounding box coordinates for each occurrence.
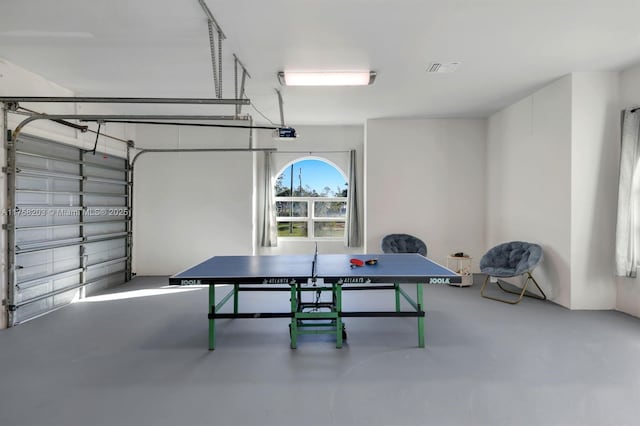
[170,254,461,285]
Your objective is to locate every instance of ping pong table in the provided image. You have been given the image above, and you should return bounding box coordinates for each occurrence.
[169,253,460,350]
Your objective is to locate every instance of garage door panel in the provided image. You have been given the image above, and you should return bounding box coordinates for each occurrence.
[84,222,126,237]
[7,134,130,325]
[16,254,80,280]
[85,239,126,262]
[14,285,80,324]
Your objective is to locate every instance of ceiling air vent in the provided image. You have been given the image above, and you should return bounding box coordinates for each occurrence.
[426,62,460,73]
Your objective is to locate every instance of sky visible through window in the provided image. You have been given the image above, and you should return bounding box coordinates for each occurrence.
[278,159,346,196]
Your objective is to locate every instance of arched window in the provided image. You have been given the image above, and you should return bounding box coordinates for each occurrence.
[274,158,347,239]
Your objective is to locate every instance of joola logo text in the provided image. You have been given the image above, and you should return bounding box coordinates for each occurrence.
[181,279,202,285]
[428,278,451,284]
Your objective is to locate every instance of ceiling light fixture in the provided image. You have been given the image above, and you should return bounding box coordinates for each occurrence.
[278,71,376,86]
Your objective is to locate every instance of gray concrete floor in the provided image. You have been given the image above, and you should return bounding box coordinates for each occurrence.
[1,276,639,426]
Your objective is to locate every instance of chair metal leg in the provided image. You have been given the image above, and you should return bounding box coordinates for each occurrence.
[480,272,546,304]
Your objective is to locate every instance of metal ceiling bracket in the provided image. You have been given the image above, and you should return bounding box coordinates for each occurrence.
[234,54,251,117]
[197,0,226,39]
[207,20,221,98]
[275,89,285,126]
[198,0,226,98]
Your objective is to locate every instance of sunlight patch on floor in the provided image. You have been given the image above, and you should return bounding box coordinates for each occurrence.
[75,285,208,303]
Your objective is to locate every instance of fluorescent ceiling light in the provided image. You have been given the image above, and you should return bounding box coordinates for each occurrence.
[278,71,376,86]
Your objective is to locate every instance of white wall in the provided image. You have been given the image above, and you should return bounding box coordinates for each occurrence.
[255,125,364,256]
[365,118,487,269]
[132,124,254,275]
[487,76,572,307]
[570,72,619,309]
[487,73,620,310]
[134,124,364,272]
[617,63,640,317]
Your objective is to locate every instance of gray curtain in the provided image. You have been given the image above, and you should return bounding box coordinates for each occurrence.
[615,109,640,277]
[345,149,361,247]
[260,151,277,247]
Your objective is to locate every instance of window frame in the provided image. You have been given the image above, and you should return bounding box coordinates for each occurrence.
[275,196,347,241]
[273,157,348,241]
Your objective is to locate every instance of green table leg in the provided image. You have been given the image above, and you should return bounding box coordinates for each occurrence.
[395,283,401,312]
[209,284,216,350]
[233,283,239,314]
[290,283,298,349]
[417,283,425,348]
[335,283,343,348]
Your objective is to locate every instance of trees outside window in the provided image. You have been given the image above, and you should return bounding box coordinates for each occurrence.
[274,159,347,239]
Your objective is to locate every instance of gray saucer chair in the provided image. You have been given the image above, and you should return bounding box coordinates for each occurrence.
[381,233,427,257]
[479,241,546,304]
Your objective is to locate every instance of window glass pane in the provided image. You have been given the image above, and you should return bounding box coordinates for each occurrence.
[314,221,345,238]
[276,201,308,218]
[314,201,347,218]
[278,222,308,237]
[275,159,347,197]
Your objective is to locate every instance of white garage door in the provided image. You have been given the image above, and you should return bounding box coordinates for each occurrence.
[6,134,131,325]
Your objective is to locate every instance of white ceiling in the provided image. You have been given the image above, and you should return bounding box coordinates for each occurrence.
[1,0,640,125]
